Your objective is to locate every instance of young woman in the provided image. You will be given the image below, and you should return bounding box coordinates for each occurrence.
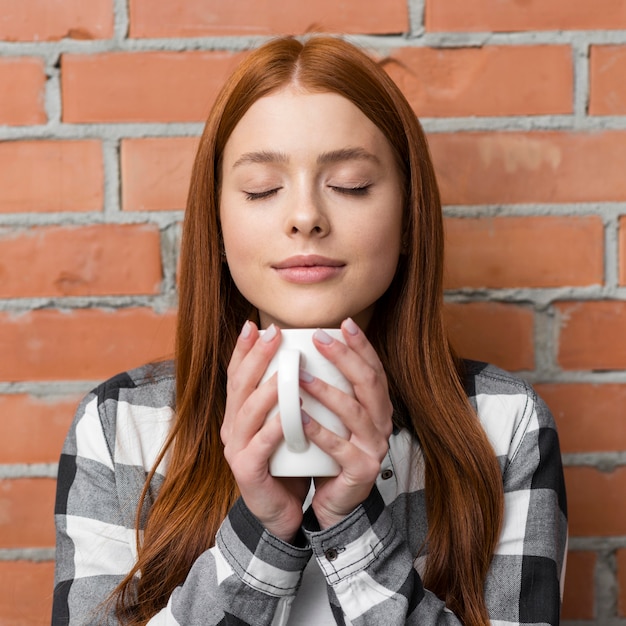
[53,36,567,626]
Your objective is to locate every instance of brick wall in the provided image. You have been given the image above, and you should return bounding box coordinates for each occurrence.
[0,1,624,623]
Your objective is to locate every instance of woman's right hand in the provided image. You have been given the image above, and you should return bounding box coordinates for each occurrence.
[221,321,310,543]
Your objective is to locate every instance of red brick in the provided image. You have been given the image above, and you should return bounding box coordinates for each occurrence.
[565,467,626,536]
[0,224,163,297]
[0,479,56,548]
[121,137,198,212]
[62,51,243,123]
[0,0,113,41]
[590,46,626,115]
[128,0,408,37]
[386,46,572,117]
[0,57,46,126]
[556,301,626,371]
[444,216,603,289]
[0,141,103,213]
[618,549,626,616]
[425,0,626,32]
[443,302,534,371]
[536,384,626,454]
[0,561,54,624]
[561,551,596,620]
[429,131,626,205]
[0,394,80,464]
[0,308,176,382]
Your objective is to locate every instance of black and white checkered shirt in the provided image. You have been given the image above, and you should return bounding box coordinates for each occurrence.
[53,359,567,625]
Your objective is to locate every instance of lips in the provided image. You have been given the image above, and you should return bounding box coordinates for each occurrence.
[272,255,345,283]
[273,255,344,269]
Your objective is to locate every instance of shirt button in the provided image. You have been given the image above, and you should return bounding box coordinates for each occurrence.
[324,548,338,561]
[381,469,394,480]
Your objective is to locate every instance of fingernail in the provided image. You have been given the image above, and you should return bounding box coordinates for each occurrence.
[301,410,311,425]
[299,369,314,383]
[314,328,333,345]
[343,317,359,336]
[262,324,277,343]
[240,320,252,339]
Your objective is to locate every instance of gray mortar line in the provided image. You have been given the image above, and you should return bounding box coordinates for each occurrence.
[0,210,184,227]
[102,138,122,216]
[604,215,620,289]
[573,39,591,122]
[0,29,624,59]
[569,537,626,551]
[406,0,425,38]
[597,550,619,620]
[0,293,177,312]
[562,452,626,470]
[533,307,559,379]
[443,204,626,218]
[0,464,58,478]
[0,381,98,395]
[0,548,55,562]
[113,0,130,42]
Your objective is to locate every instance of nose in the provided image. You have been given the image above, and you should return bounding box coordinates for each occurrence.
[284,187,330,237]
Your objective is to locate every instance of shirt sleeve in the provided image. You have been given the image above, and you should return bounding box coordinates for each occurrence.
[301,487,460,625]
[301,390,567,626]
[52,391,312,625]
[484,390,568,625]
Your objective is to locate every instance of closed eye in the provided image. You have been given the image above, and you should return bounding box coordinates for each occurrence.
[244,188,281,201]
[330,184,372,197]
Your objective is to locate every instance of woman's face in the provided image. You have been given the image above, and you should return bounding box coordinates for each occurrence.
[219,86,404,330]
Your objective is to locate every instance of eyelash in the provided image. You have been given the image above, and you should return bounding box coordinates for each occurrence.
[245,188,280,201]
[243,184,372,201]
[330,184,371,196]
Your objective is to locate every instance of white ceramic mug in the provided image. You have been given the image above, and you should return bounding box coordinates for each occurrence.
[260,328,352,476]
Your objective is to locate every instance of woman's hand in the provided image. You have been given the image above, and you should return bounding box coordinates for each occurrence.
[221,321,310,543]
[299,318,394,529]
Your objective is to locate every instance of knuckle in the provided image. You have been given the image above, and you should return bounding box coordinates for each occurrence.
[226,375,241,395]
[222,443,234,464]
[357,457,381,482]
[226,360,236,378]
[375,440,389,461]
[361,366,379,389]
[220,424,229,444]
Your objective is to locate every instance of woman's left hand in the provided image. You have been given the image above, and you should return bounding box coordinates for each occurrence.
[299,317,394,529]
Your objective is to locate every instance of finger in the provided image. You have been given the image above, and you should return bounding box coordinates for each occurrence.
[225,324,282,422]
[303,414,383,483]
[312,324,388,396]
[300,361,392,438]
[225,373,279,451]
[227,413,285,482]
[223,324,282,445]
[299,372,383,446]
[341,317,388,374]
[227,320,259,377]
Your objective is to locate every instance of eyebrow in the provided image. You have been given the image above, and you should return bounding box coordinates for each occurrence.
[232,151,288,168]
[316,147,380,166]
[231,147,380,168]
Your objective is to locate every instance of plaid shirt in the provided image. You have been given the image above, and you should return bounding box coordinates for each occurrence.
[53,359,567,625]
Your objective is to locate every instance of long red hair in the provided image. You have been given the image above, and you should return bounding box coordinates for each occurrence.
[114,36,503,625]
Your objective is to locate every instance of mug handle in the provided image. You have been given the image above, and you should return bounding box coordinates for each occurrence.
[277,349,309,453]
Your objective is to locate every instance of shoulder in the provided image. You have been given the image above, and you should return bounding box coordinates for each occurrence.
[92,359,176,410]
[461,359,556,467]
[462,359,534,399]
[66,361,176,466]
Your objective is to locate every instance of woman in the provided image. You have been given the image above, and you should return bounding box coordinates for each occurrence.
[53,36,567,625]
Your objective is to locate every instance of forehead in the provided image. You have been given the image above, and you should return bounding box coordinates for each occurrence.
[223,86,392,160]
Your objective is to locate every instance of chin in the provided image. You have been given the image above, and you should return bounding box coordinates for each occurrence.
[282,319,343,330]
[267,311,346,330]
